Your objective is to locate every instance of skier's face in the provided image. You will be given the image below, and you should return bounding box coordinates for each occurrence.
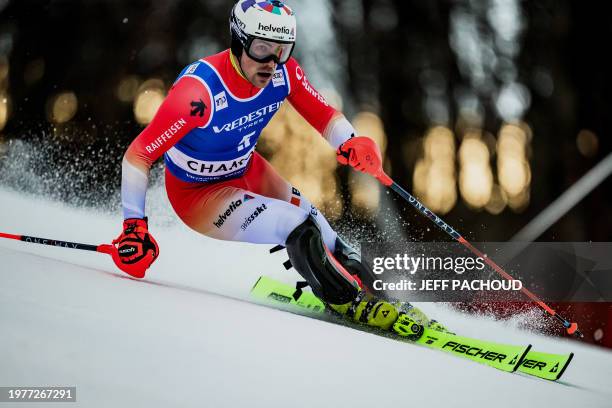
[240,52,277,88]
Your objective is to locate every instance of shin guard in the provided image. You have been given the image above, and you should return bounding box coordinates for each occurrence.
[285,217,360,305]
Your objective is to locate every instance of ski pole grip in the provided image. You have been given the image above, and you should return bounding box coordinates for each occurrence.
[96,244,115,255]
[376,171,393,187]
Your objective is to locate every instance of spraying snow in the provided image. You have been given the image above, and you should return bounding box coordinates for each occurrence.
[1,187,612,407]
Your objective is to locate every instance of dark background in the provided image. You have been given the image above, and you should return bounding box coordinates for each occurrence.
[0,0,611,345]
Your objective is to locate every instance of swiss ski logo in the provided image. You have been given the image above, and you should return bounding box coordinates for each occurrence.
[243,194,255,202]
[214,91,228,111]
[240,204,268,231]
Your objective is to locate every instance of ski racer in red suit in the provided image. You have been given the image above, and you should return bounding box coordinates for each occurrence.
[110,0,438,336]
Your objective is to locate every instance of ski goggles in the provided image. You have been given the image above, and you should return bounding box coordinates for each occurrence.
[245,38,295,65]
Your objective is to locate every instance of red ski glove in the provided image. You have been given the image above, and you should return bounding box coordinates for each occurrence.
[111,217,159,278]
[337,136,392,186]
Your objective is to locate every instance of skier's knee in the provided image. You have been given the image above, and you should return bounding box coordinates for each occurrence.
[285,216,360,305]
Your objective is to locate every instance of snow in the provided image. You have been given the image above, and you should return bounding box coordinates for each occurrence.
[1,186,612,408]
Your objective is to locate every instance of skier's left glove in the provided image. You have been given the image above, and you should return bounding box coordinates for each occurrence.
[337,136,392,185]
[111,217,159,278]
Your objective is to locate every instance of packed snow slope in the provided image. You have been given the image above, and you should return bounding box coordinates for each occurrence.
[1,187,612,408]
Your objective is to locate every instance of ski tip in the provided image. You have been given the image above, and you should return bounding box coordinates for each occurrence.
[555,352,574,381]
[513,344,533,372]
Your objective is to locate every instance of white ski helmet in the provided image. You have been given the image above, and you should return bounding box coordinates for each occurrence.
[230,0,297,65]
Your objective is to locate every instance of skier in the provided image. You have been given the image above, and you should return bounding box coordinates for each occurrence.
[110,0,437,337]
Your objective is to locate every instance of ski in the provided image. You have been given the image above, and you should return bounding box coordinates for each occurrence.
[251,276,573,381]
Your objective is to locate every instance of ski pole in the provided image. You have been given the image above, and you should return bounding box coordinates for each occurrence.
[0,232,114,255]
[373,173,583,338]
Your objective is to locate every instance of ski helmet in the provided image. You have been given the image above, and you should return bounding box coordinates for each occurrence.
[230,0,297,65]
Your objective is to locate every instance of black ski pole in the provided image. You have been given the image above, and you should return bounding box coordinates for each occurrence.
[368,170,583,338]
[0,232,114,255]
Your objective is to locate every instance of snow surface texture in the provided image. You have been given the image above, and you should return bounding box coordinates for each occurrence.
[1,186,612,408]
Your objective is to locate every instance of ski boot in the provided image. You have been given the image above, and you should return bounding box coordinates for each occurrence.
[399,302,453,334]
[328,291,399,330]
[334,236,453,335]
[328,291,424,340]
[392,312,425,340]
[283,217,439,339]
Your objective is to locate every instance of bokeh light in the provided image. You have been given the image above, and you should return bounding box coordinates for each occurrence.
[0,93,8,131]
[576,129,599,158]
[497,122,531,211]
[485,184,508,214]
[117,76,141,103]
[350,112,387,216]
[133,79,165,125]
[413,126,457,214]
[47,91,78,124]
[458,132,493,209]
[260,102,342,220]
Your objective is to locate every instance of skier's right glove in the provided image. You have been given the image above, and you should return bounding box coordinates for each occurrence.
[111,217,159,278]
